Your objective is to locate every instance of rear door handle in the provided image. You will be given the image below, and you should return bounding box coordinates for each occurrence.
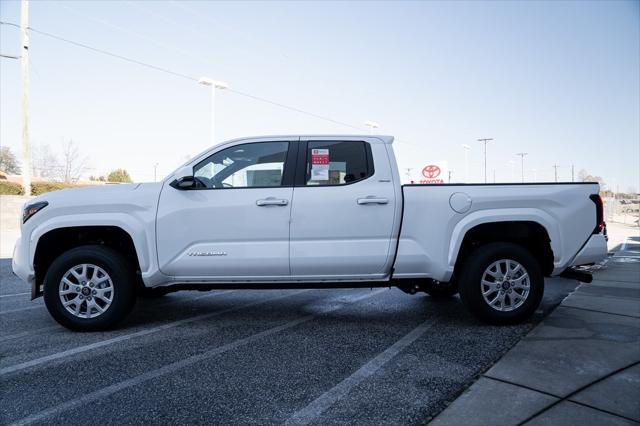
[256,198,289,207]
[357,197,389,205]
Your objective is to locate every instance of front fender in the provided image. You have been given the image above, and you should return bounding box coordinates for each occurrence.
[29,213,155,276]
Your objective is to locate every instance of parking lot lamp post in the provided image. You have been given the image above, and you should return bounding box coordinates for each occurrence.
[516,153,528,183]
[198,78,228,145]
[364,121,379,135]
[477,138,493,183]
[462,144,471,182]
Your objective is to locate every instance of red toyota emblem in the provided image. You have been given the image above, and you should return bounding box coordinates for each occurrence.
[422,165,441,179]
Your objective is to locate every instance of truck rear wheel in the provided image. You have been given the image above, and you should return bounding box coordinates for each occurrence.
[43,245,136,331]
[458,242,543,324]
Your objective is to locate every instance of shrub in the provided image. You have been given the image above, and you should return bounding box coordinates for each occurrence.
[0,181,24,195]
[31,182,75,196]
[107,169,132,183]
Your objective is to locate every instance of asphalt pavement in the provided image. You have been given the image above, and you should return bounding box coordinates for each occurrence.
[0,257,580,425]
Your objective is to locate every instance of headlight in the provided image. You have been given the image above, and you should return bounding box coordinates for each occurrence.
[23,201,48,223]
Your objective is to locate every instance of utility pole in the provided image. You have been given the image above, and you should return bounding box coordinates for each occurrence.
[553,164,560,182]
[571,164,575,182]
[462,144,471,182]
[516,153,528,183]
[477,138,493,183]
[21,0,32,195]
[153,162,159,182]
[448,170,453,183]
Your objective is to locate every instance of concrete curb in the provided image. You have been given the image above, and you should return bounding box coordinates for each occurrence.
[430,235,640,426]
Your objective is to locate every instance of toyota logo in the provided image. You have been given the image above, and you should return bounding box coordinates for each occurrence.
[422,165,441,179]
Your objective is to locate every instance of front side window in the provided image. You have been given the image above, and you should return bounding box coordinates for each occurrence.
[194,142,289,189]
[305,141,371,186]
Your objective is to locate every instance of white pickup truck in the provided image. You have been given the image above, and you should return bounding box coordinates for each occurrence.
[12,135,607,331]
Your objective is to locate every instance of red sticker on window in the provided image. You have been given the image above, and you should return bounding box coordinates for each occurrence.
[311,149,329,165]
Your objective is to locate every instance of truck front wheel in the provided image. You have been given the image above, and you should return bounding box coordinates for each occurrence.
[458,242,544,324]
[43,245,136,331]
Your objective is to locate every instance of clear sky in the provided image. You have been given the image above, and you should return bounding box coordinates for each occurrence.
[1,0,638,190]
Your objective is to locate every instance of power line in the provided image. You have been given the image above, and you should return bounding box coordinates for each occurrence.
[226,88,361,131]
[2,22,199,81]
[0,20,423,145]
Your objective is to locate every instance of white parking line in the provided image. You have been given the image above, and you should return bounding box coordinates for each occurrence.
[9,289,387,426]
[0,292,30,298]
[0,325,61,344]
[0,290,305,377]
[285,316,439,425]
[0,305,43,315]
[0,288,233,316]
[0,290,233,343]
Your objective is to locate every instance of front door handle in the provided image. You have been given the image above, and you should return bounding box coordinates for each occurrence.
[256,198,289,207]
[357,196,389,205]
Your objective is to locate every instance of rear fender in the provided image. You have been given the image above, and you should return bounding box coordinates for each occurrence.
[449,209,560,269]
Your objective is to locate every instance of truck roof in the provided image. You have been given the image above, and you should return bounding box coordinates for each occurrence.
[224,135,395,145]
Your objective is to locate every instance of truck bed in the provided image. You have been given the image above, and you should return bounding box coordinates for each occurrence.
[392,182,601,282]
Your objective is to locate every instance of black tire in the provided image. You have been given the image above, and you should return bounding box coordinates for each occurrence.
[138,287,172,298]
[458,242,544,324]
[43,245,136,331]
[424,281,459,298]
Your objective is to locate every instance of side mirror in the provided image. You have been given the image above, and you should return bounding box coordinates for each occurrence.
[169,166,196,190]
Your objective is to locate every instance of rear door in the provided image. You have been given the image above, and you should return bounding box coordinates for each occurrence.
[289,138,397,279]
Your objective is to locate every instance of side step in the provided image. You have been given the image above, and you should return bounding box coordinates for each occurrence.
[560,268,593,283]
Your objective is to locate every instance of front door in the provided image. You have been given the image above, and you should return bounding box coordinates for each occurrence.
[289,138,397,279]
[156,140,295,279]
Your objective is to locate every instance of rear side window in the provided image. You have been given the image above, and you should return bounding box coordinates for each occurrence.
[304,141,372,186]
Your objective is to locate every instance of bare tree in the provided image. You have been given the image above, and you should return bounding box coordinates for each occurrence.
[577,169,607,190]
[31,143,60,179]
[59,139,88,183]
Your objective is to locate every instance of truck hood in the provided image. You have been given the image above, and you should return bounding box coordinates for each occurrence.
[26,183,164,226]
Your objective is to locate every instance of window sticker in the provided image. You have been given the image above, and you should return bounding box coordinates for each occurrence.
[310,148,329,181]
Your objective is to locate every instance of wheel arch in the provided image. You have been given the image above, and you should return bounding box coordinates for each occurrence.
[450,215,556,278]
[33,225,144,291]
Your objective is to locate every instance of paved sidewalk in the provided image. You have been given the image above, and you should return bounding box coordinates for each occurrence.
[431,232,640,426]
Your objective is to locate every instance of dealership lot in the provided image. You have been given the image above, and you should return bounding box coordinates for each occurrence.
[0,257,581,426]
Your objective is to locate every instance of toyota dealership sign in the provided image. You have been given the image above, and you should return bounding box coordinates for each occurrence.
[419,162,448,184]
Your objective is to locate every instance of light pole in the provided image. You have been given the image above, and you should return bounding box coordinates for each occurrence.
[153,162,159,182]
[404,168,413,183]
[516,153,528,183]
[477,138,493,183]
[553,164,560,182]
[198,77,228,145]
[462,144,471,182]
[364,121,380,134]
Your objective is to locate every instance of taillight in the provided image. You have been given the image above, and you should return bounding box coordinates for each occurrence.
[589,194,604,234]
